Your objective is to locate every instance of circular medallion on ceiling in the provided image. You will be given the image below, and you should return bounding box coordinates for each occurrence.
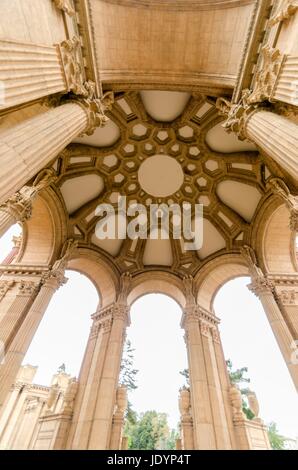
[138,154,184,197]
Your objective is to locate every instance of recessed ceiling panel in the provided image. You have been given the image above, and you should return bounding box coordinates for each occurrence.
[73,119,120,147]
[205,123,256,153]
[216,180,262,222]
[197,219,226,259]
[60,174,104,214]
[140,91,190,122]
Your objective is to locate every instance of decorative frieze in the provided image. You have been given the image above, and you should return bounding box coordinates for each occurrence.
[58,37,87,96]
[269,0,298,26]
[247,46,285,104]
[278,289,297,305]
[0,280,14,299]
[17,280,40,296]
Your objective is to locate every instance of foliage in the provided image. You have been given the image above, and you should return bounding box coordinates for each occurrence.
[179,368,190,387]
[119,339,138,391]
[125,410,178,450]
[267,422,286,450]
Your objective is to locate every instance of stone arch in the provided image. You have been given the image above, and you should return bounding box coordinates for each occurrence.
[16,188,67,266]
[67,247,118,308]
[195,253,249,312]
[255,199,297,275]
[127,271,186,309]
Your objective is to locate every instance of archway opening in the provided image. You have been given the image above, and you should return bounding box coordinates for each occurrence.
[23,270,99,385]
[0,223,22,263]
[214,276,298,446]
[123,293,188,450]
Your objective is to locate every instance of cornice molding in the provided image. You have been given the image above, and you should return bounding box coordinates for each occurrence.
[98,0,254,11]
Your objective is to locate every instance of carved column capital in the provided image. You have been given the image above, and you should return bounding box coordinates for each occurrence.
[0,280,15,298]
[16,280,40,296]
[276,288,298,306]
[52,0,75,16]
[247,46,285,104]
[75,91,114,136]
[0,192,32,222]
[216,90,261,141]
[269,0,298,26]
[247,276,275,297]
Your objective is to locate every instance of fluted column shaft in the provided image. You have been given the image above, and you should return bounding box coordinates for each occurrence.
[0,276,63,409]
[0,40,66,110]
[253,287,298,390]
[200,323,234,449]
[245,110,298,180]
[183,311,216,450]
[88,305,129,449]
[68,316,112,449]
[0,102,88,204]
[0,280,39,356]
[0,211,15,238]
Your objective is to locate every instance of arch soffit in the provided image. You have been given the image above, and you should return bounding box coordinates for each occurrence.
[194,253,249,312]
[67,247,119,307]
[127,271,186,310]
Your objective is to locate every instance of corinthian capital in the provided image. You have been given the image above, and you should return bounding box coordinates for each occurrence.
[77,91,114,136]
[269,0,298,26]
[247,46,285,104]
[0,168,57,223]
[52,0,75,16]
[248,277,275,297]
[0,192,32,222]
[216,90,258,141]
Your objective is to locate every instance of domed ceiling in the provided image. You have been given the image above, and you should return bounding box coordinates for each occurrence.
[52,90,282,277]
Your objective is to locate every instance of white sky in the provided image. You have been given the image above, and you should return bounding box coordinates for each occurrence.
[0,225,297,439]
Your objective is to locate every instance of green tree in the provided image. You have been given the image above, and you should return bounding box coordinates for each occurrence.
[119,339,138,427]
[267,422,286,450]
[127,411,177,450]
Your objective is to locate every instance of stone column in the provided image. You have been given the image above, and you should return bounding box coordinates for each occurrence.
[241,246,298,391]
[182,307,216,449]
[67,310,114,449]
[0,91,113,204]
[0,273,66,410]
[69,273,131,450]
[0,239,77,411]
[0,169,57,238]
[216,92,298,181]
[0,36,88,111]
[109,385,128,450]
[181,277,235,450]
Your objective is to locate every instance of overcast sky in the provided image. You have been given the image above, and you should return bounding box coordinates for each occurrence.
[0,225,297,439]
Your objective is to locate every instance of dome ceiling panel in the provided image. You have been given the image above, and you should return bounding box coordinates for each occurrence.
[205,123,257,153]
[60,174,105,214]
[54,91,280,275]
[197,219,226,259]
[143,229,174,266]
[216,180,262,222]
[140,91,191,122]
[73,119,120,148]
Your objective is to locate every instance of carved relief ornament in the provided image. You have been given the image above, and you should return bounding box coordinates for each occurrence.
[269,0,298,26]
[52,0,75,16]
[247,46,285,104]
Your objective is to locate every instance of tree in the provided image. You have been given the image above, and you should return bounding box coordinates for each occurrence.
[267,422,286,450]
[179,368,190,387]
[127,411,177,450]
[119,339,138,391]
